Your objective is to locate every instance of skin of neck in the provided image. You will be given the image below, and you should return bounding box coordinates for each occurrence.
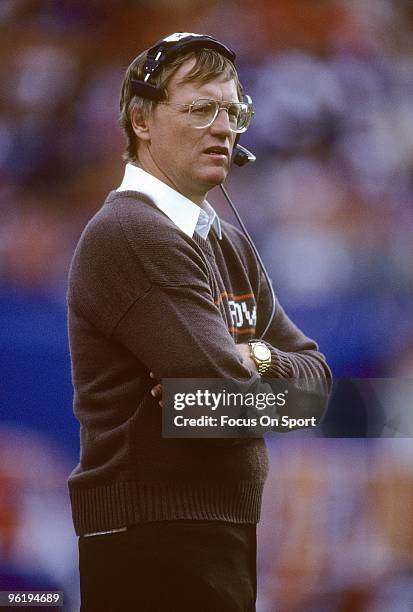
[134,148,208,206]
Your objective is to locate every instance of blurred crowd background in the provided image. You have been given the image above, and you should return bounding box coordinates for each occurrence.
[1,0,412,610]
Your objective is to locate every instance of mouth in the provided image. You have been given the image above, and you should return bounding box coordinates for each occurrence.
[203,146,229,160]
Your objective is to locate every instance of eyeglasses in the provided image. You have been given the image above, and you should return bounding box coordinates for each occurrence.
[157,96,254,133]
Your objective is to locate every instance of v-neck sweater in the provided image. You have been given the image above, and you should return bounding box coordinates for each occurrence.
[67,190,331,535]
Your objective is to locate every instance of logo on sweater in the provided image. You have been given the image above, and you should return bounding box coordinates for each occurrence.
[215,292,257,335]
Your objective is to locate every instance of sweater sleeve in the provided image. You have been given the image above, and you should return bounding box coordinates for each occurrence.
[113,282,258,381]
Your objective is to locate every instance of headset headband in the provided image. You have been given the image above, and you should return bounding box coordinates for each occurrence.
[130,32,236,102]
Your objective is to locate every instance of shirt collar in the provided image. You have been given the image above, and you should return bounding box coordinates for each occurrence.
[117,163,222,240]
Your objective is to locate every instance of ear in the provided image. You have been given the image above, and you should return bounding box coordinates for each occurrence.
[130,106,151,143]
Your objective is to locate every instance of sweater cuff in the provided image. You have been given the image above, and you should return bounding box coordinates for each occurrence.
[261,342,293,378]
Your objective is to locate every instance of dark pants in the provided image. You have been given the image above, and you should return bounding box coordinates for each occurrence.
[79,520,257,612]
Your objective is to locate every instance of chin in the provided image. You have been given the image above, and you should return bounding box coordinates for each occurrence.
[199,168,228,188]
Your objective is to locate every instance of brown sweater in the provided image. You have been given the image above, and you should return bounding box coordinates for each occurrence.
[67,190,331,535]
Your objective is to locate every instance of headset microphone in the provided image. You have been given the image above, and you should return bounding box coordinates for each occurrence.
[233,144,256,167]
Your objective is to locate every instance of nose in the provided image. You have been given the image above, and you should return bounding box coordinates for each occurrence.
[209,107,232,136]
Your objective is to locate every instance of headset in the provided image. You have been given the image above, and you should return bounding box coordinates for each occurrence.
[129,32,276,338]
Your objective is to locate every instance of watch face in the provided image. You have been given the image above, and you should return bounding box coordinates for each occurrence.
[253,345,271,361]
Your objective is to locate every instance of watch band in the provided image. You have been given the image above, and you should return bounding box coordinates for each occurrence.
[257,361,271,376]
[248,341,272,376]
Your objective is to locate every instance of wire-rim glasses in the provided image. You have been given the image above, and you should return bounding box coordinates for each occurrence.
[157,97,254,133]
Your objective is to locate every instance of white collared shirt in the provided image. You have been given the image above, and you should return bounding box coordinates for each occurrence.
[117,163,222,240]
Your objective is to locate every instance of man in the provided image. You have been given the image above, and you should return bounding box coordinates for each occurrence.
[67,33,331,611]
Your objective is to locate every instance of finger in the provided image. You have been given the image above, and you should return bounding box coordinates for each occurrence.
[151,384,162,398]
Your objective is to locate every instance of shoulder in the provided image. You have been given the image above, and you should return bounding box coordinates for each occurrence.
[76,191,173,249]
[111,190,186,251]
[72,190,199,265]
[69,192,139,290]
[69,191,210,307]
[67,193,152,330]
[112,191,211,283]
[72,192,123,258]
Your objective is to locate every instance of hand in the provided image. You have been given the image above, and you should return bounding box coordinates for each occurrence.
[235,342,258,374]
[150,371,163,406]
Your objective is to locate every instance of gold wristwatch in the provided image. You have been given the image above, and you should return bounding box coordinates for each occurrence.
[248,341,272,376]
